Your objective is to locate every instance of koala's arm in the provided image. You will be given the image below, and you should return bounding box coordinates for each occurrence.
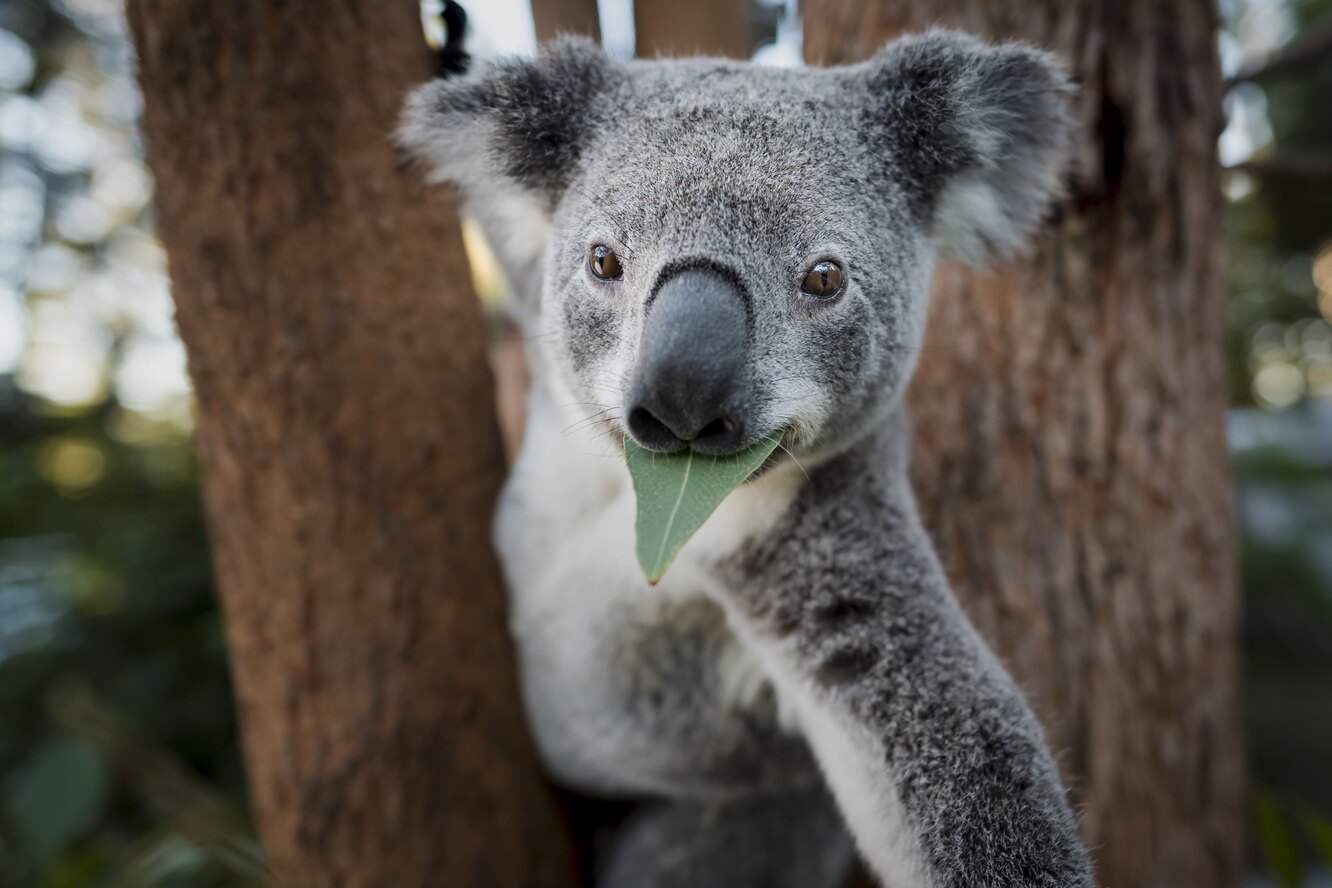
[721,445,1094,888]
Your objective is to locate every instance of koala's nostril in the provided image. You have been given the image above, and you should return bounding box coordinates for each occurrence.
[628,406,686,452]
[628,265,751,454]
[696,415,738,442]
[627,405,744,454]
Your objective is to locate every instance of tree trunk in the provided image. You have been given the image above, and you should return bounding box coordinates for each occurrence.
[634,0,754,59]
[805,3,1241,887]
[126,4,576,886]
[532,0,602,43]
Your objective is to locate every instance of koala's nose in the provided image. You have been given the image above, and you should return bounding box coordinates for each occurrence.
[627,266,749,454]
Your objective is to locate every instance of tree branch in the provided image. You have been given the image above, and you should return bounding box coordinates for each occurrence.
[1226,13,1332,89]
[1227,151,1332,180]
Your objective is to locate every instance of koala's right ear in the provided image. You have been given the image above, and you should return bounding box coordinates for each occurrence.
[398,36,619,206]
[856,30,1076,266]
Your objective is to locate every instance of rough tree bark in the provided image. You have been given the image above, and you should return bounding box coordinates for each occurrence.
[805,2,1242,886]
[126,3,576,886]
[532,0,602,43]
[634,0,754,59]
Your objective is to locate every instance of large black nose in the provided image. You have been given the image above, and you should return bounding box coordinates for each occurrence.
[627,266,749,454]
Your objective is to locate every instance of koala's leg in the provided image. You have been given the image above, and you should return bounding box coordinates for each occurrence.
[600,789,853,888]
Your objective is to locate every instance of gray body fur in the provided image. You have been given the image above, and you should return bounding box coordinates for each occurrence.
[401,31,1094,887]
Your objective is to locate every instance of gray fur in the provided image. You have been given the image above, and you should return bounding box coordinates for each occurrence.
[402,29,1091,888]
[602,789,853,888]
[720,421,1092,886]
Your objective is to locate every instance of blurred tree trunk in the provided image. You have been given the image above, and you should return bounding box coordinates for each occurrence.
[125,3,576,886]
[806,2,1241,887]
[532,0,601,43]
[634,0,753,59]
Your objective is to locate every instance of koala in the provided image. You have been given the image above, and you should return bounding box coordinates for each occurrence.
[401,29,1094,888]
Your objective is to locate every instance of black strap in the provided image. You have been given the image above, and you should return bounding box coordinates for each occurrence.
[438,0,470,77]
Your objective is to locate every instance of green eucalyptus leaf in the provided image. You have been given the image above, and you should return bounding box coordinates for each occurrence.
[625,436,781,584]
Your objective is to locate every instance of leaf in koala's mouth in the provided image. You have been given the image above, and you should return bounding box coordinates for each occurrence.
[625,435,783,585]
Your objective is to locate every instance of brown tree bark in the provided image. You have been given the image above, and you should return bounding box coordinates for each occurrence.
[532,0,602,43]
[806,2,1242,887]
[634,0,754,59]
[126,3,576,886]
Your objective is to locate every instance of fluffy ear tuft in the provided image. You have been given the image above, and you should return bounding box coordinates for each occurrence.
[398,36,619,203]
[860,30,1076,265]
[399,37,619,326]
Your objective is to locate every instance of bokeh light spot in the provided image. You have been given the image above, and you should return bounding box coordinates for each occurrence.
[1253,361,1305,410]
[38,437,109,496]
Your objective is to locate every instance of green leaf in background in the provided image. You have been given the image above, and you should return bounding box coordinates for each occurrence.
[116,832,210,888]
[625,435,782,584]
[1303,806,1332,873]
[4,738,109,860]
[1255,791,1303,888]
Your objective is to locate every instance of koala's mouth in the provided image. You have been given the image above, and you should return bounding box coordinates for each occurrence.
[623,418,797,468]
[625,409,755,457]
[749,444,792,480]
[599,401,802,479]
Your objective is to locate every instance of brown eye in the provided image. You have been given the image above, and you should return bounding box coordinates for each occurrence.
[800,260,844,301]
[589,244,623,281]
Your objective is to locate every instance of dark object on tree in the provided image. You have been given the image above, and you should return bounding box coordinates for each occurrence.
[438,0,470,77]
[803,1,1242,886]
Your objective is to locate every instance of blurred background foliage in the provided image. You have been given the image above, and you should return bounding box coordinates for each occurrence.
[1220,0,1332,881]
[0,0,1328,885]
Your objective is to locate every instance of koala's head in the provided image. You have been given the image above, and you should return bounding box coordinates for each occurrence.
[401,31,1073,458]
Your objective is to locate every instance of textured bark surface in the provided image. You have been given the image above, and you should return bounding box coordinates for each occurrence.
[634,0,754,59]
[806,2,1242,886]
[126,3,576,886]
[532,0,602,43]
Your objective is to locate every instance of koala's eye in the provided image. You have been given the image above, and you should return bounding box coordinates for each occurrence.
[589,245,623,281]
[800,260,844,301]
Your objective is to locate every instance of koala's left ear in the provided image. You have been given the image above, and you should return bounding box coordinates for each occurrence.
[398,36,620,205]
[856,30,1076,265]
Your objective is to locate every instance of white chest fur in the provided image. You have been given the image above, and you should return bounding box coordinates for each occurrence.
[492,375,806,795]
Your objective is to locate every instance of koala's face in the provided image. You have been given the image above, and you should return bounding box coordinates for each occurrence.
[544,75,931,457]
[402,33,1072,458]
